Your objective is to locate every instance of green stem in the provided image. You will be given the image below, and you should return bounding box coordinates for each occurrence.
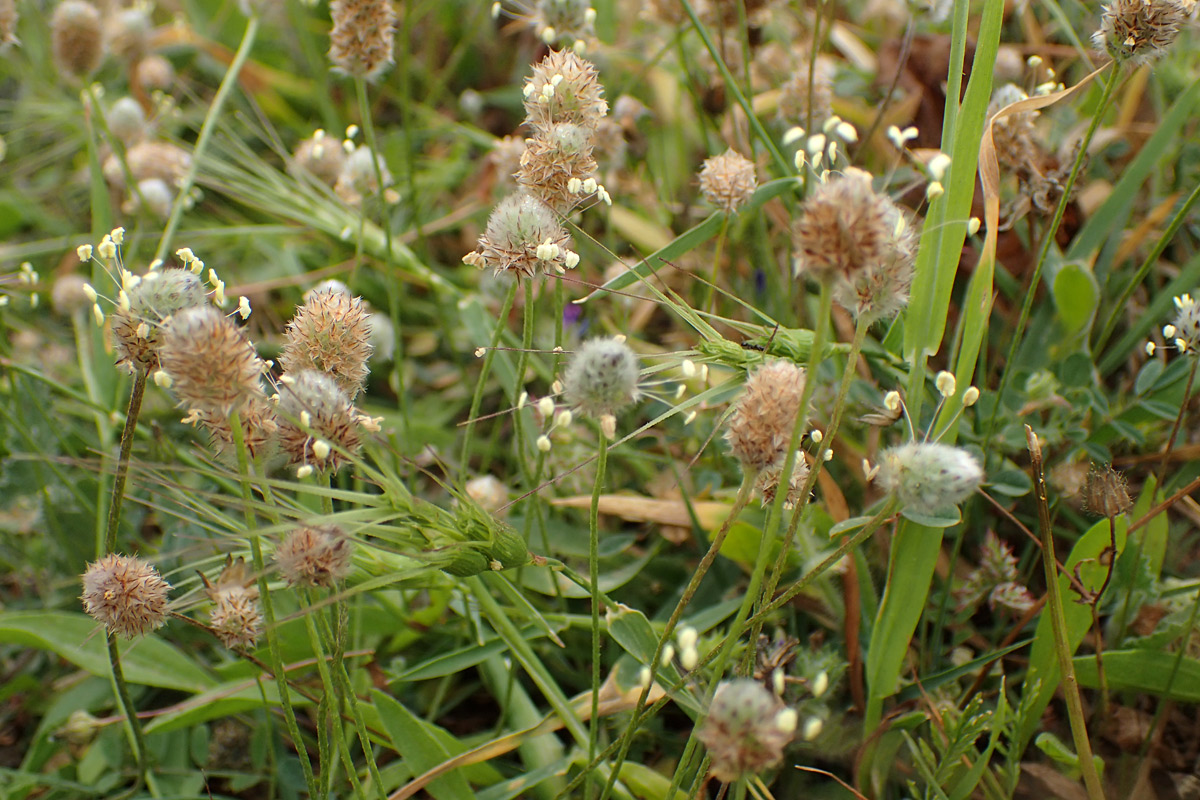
[1027,426,1105,800]
[108,634,156,796]
[1157,357,1198,488]
[459,281,519,479]
[103,369,147,555]
[587,433,608,799]
[152,15,261,265]
[302,588,356,799]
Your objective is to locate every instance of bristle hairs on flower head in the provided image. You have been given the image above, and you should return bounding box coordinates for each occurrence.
[516,123,600,212]
[276,525,353,587]
[563,336,640,421]
[697,679,794,783]
[1093,0,1188,66]
[198,395,280,463]
[201,556,262,650]
[724,360,806,473]
[328,0,397,81]
[280,286,373,400]
[81,554,171,638]
[112,268,209,372]
[756,451,810,509]
[1157,291,1200,355]
[875,442,983,510]
[793,167,917,320]
[51,0,105,79]
[159,306,266,417]
[699,149,758,215]
[276,370,363,472]
[463,193,579,279]
[523,49,608,134]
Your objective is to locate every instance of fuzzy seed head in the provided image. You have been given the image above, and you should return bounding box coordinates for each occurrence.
[778,61,833,129]
[466,193,575,279]
[111,269,208,371]
[276,525,353,587]
[160,306,265,416]
[334,146,394,206]
[562,337,640,420]
[52,274,92,316]
[699,149,758,215]
[134,55,174,92]
[755,452,810,509]
[281,287,373,399]
[107,6,152,62]
[203,557,262,650]
[466,475,509,515]
[523,49,607,134]
[793,168,917,320]
[1169,292,1200,354]
[1083,464,1133,518]
[1093,0,1187,65]
[516,123,599,212]
[104,141,191,192]
[0,0,17,51]
[291,133,347,186]
[51,0,105,79]
[329,0,397,80]
[81,554,171,638]
[725,361,806,473]
[276,370,363,472]
[876,442,983,510]
[697,679,792,783]
[107,97,147,146]
[533,0,595,46]
[197,395,279,463]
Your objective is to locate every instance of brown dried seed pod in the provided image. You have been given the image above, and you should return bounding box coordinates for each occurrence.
[159,305,266,416]
[81,553,171,638]
[280,287,373,400]
[755,452,810,509]
[698,148,757,215]
[275,525,353,587]
[275,370,363,472]
[51,0,105,79]
[724,361,806,473]
[328,0,397,81]
[1083,464,1132,518]
[198,394,279,463]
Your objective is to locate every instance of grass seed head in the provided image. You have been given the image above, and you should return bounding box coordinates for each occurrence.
[697,679,793,783]
[465,193,576,279]
[1169,292,1200,353]
[725,360,806,473]
[198,394,279,463]
[1083,464,1132,518]
[876,442,983,511]
[523,49,608,134]
[81,554,171,638]
[106,5,151,63]
[160,305,265,416]
[276,369,362,472]
[112,268,208,371]
[276,525,353,587]
[203,557,262,650]
[281,286,373,400]
[51,0,104,79]
[699,148,758,215]
[328,0,397,81]
[134,54,174,92]
[1093,0,1188,65]
[516,123,599,212]
[562,336,640,420]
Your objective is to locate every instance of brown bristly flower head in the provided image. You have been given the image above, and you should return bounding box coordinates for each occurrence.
[280,286,373,400]
[530,0,596,49]
[201,556,262,650]
[793,167,917,320]
[463,193,579,279]
[111,268,209,372]
[755,452,810,509]
[106,5,151,63]
[103,141,192,193]
[724,360,806,473]
[197,394,279,463]
[159,305,266,416]
[276,525,353,587]
[275,370,364,472]
[51,0,104,79]
[81,554,171,638]
[522,49,608,134]
[699,148,758,215]
[290,130,346,187]
[328,0,397,81]
[778,61,833,129]
[1083,464,1133,518]
[0,0,19,51]
[697,679,794,783]
[334,145,397,206]
[134,55,175,93]
[1093,0,1188,65]
[516,123,599,212]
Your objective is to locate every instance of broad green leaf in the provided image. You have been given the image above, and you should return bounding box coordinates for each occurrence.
[0,611,214,693]
[901,506,961,528]
[389,624,558,682]
[1052,262,1099,336]
[1074,650,1200,702]
[372,689,475,800]
[143,678,311,735]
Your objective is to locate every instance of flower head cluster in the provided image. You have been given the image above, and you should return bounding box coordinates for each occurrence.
[778,61,834,129]
[328,0,397,81]
[81,554,171,638]
[1153,292,1200,356]
[698,149,758,215]
[102,140,192,218]
[290,130,346,186]
[1083,464,1132,518]
[1093,0,1188,66]
[276,525,354,587]
[51,0,104,79]
[522,48,608,133]
[280,285,373,400]
[562,336,640,435]
[159,305,267,417]
[516,122,600,212]
[793,168,917,320]
[875,442,983,511]
[463,193,579,279]
[201,556,262,650]
[697,679,794,783]
[275,370,366,472]
[530,0,596,49]
[725,360,806,474]
[755,451,810,509]
[334,145,398,206]
[956,532,1035,615]
[111,268,208,372]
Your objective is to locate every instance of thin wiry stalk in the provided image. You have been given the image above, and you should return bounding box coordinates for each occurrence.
[587,432,607,799]
[459,281,519,480]
[103,369,147,555]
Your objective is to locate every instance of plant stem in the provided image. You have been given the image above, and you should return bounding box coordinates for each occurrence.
[1157,357,1198,488]
[459,281,519,480]
[103,369,147,555]
[1026,425,1106,800]
[587,432,608,799]
[153,15,261,265]
[108,634,156,796]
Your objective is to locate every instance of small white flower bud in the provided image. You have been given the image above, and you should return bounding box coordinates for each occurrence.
[297,465,314,478]
[802,716,824,741]
[680,645,698,671]
[962,386,980,406]
[928,153,952,181]
[810,429,823,444]
[555,409,573,428]
[677,625,698,650]
[884,390,901,411]
[638,666,652,688]
[661,644,675,666]
[77,244,93,261]
[967,217,981,236]
[775,708,798,733]
[927,181,945,200]
[311,440,331,460]
[812,670,829,697]
[936,370,957,398]
[538,396,555,417]
[82,283,97,302]
[153,370,172,388]
[536,435,552,452]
